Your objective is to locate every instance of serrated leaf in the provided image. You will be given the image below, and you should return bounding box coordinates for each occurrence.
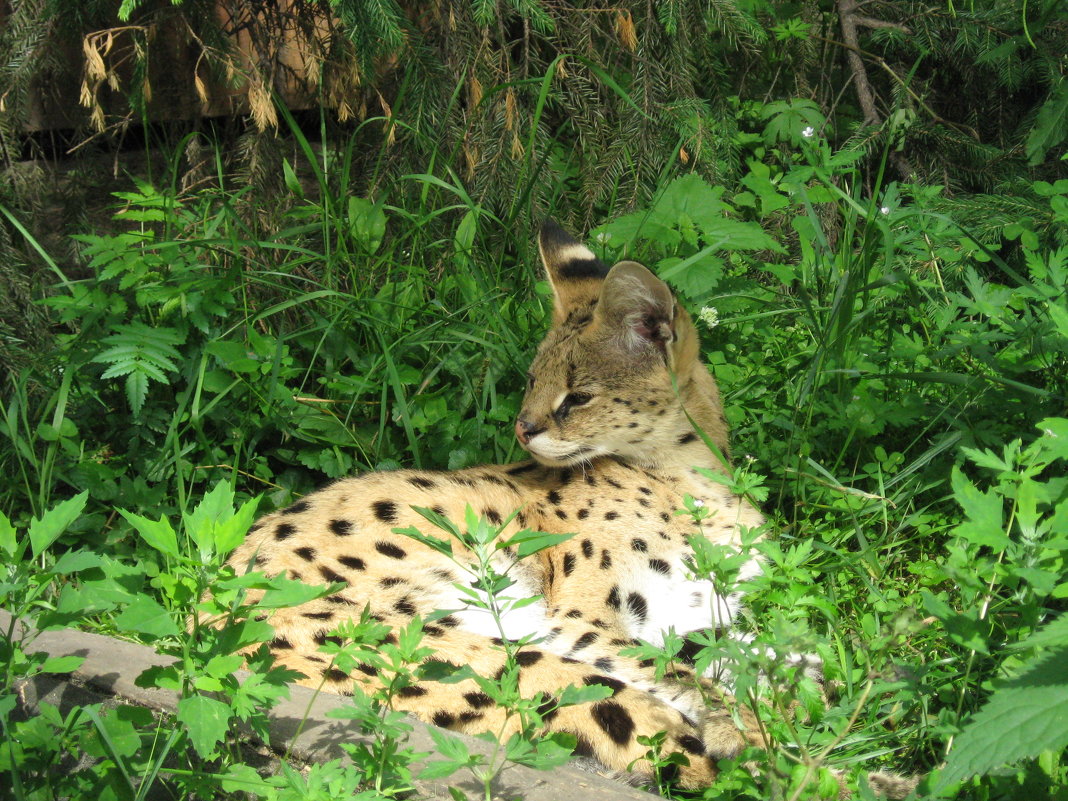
[950,467,1009,551]
[112,595,179,639]
[940,648,1068,785]
[28,491,88,558]
[419,727,477,779]
[126,370,149,416]
[118,509,179,558]
[177,694,232,759]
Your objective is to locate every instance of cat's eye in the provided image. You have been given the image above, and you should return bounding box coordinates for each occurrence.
[554,392,593,419]
[564,392,592,408]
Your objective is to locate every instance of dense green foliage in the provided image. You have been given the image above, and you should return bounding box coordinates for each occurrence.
[1,0,1067,798]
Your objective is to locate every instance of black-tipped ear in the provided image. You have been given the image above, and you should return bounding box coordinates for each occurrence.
[539,219,610,322]
[597,261,676,355]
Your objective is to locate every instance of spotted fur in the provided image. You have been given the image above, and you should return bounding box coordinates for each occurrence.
[226,221,773,789]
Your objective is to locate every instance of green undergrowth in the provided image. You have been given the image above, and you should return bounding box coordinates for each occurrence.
[1,108,1067,800]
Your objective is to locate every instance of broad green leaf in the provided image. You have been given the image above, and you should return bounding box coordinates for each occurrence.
[118,509,179,558]
[1037,418,1068,461]
[50,550,103,574]
[1011,612,1068,651]
[941,648,1068,785]
[0,510,18,557]
[950,468,1009,551]
[558,682,614,707]
[28,491,88,558]
[183,480,239,557]
[39,655,85,674]
[177,694,232,759]
[258,573,337,609]
[112,595,179,639]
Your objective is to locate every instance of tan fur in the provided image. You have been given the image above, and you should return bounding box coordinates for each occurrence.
[224,222,768,788]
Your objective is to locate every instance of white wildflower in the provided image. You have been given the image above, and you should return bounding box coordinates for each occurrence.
[698,306,719,329]
[693,499,705,508]
[880,206,891,215]
[801,126,815,138]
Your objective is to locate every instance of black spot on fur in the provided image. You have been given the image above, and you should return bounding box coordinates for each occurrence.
[594,657,614,672]
[325,593,356,605]
[607,586,621,609]
[600,550,612,569]
[639,486,653,495]
[678,734,706,755]
[565,608,583,619]
[605,477,623,489]
[506,462,537,475]
[303,611,333,621]
[649,558,671,575]
[547,489,562,505]
[483,508,503,525]
[356,663,378,676]
[577,508,589,520]
[515,650,544,667]
[432,505,446,517]
[563,553,576,576]
[322,667,349,682]
[677,431,698,445]
[604,511,618,521]
[626,592,648,622]
[395,597,417,615]
[592,701,636,745]
[547,561,556,587]
[275,522,296,540]
[458,711,484,724]
[270,637,293,649]
[537,696,560,723]
[581,539,593,558]
[282,500,310,515]
[423,625,444,637]
[660,512,671,523]
[464,691,494,708]
[372,500,397,523]
[337,555,365,570]
[432,711,455,728]
[583,674,625,695]
[375,541,406,559]
[631,538,648,552]
[572,632,599,651]
[380,576,405,587]
[398,684,428,697]
[438,615,459,627]
[330,519,354,536]
[319,565,348,584]
[408,476,436,489]
[555,509,568,520]
[294,546,316,561]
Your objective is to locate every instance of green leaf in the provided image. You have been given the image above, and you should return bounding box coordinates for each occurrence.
[50,550,103,574]
[950,467,1009,551]
[112,595,179,639]
[940,648,1068,785]
[39,655,85,674]
[177,694,232,759]
[0,510,18,557]
[501,528,575,558]
[1025,78,1068,166]
[419,727,478,779]
[118,509,179,558]
[1011,612,1068,651]
[28,491,88,558]
[1037,418,1068,461]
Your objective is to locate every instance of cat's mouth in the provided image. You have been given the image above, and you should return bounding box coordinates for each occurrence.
[523,437,600,466]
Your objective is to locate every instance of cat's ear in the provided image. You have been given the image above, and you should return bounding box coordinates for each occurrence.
[596,261,677,356]
[540,220,610,323]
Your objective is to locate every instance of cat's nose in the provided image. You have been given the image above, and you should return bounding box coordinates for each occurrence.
[515,418,541,445]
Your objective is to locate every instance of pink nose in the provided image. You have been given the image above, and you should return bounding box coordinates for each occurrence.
[515,419,530,445]
[516,418,540,445]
